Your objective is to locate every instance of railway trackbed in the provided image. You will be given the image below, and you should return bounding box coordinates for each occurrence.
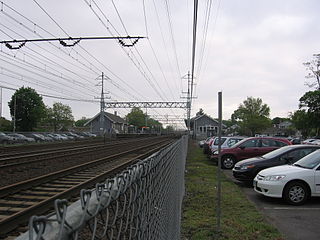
[0,137,161,169]
[0,138,174,237]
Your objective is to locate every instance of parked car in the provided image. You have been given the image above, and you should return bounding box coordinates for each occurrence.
[37,133,54,142]
[85,132,97,137]
[24,133,46,142]
[254,149,320,205]
[0,132,15,144]
[60,133,75,140]
[7,133,35,143]
[199,138,209,148]
[290,138,302,145]
[211,137,292,169]
[54,133,68,141]
[68,132,85,139]
[233,145,320,182]
[202,137,215,154]
[302,139,317,144]
[209,136,246,156]
[46,133,62,141]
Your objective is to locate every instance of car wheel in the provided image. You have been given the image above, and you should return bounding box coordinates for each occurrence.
[283,181,309,205]
[221,155,236,169]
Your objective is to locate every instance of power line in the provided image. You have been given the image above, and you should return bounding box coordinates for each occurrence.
[190,0,199,101]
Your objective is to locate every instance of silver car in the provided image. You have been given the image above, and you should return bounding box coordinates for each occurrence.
[209,136,246,154]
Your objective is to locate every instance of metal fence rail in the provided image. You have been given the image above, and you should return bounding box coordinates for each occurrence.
[17,135,188,240]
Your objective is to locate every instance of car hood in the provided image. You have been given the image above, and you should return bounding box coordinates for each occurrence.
[258,165,310,176]
[236,157,265,166]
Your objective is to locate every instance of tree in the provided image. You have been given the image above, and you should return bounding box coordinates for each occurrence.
[8,87,46,131]
[126,107,146,128]
[271,117,290,125]
[0,117,12,131]
[290,110,313,137]
[232,97,271,136]
[126,107,163,130]
[75,117,90,127]
[46,102,74,131]
[303,54,320,90]
[196,108,204,116]
[298,90,320,136]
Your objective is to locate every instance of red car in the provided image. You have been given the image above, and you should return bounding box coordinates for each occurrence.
[211,137,292,169]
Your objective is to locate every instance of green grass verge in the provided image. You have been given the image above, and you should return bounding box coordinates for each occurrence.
[181,140,284,240]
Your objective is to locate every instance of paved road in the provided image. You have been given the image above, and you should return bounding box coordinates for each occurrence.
[223,170,320,240]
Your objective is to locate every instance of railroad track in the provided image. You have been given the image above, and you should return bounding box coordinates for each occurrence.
[0,136,163,169]
[0,137,174,237]
[0,137,105,155]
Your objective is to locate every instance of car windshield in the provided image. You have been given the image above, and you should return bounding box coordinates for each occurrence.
[226,138,243,147]
[262,146,292,159]
[213,137,226,145]
[293,150,320,169]
[231,138,250,148]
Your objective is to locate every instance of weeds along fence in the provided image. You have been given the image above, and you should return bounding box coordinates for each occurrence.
[17,135,188,240]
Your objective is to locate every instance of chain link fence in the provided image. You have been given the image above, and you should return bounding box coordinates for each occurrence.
[17,135,188,240]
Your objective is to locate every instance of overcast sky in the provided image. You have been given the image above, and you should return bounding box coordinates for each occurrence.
[0,0,319,129]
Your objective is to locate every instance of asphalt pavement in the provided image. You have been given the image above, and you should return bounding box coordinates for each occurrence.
[223,170,320,240]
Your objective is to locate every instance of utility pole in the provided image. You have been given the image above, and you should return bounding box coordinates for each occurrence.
[100,72,105,136]
[95,72,110,136]
[181,71,196,137]
[0,87,2,118]
[13,95,16,133]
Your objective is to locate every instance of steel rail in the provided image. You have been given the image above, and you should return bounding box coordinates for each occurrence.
[0,137,163,168]
[0,138,173,237]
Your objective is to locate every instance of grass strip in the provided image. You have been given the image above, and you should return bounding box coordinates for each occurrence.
[181,140,284,240]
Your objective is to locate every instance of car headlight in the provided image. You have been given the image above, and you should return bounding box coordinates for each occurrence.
[213,150,219,155]
[240,164,255,170]
[263,175,286,181]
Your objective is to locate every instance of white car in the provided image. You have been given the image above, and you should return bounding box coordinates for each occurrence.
[209,136,245,153]
[253,149,320,205]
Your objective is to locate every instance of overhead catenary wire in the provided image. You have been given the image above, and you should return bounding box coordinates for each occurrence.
[163,0,183,90]
[0,0,188,127]
[86,0,168,102]
[0,2,138,103]
[111,0,169,101]
[111,0,183,119]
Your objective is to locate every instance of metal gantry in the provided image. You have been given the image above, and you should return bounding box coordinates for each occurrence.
[104,101,188,109]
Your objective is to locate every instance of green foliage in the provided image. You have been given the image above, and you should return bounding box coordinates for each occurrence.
[0,117,12,131]
[292,90,320,136]
[222,119,233,128]
[45,102,74,131]
[271,117,289,125]
[8,87,46,131]
[232,97,271,136]
[181,141,283,239]
[75,117,90,127]
[126,107,146,128]
[126,107,162,129]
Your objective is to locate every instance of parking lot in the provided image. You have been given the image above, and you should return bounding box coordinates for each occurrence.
[224,170,320,240]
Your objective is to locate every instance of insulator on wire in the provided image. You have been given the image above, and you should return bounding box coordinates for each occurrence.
[118,38,139,47]
[5,41,26,49]
[59,39,81,47]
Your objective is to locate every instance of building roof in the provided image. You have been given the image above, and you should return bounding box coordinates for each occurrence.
[84,111,127,126]
[186,114,226,128]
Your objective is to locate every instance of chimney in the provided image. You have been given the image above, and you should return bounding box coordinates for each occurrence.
[114,111,117,116]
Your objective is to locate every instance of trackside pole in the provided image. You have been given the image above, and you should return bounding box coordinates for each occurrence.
[216,91,222,237]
